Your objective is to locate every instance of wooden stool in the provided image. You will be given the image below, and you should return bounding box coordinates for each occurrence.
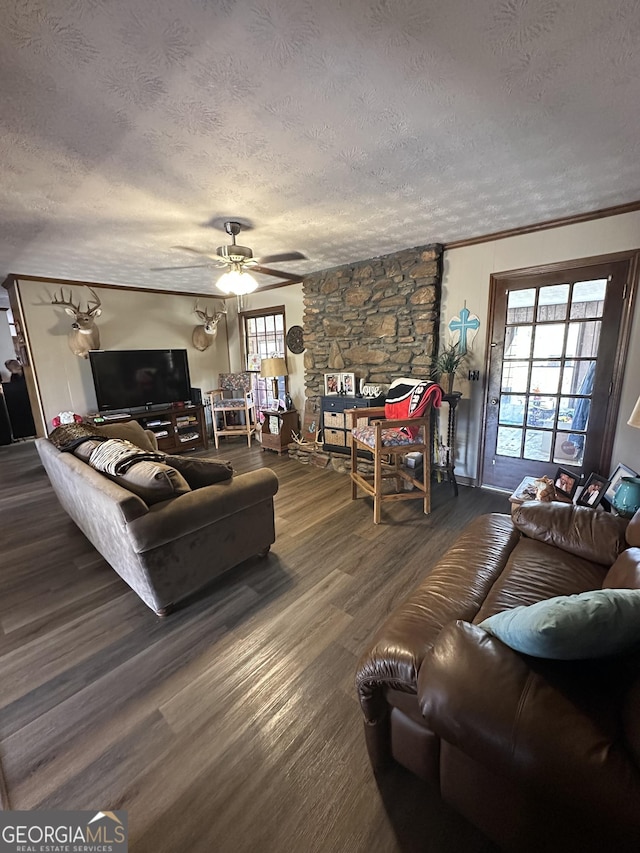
[347,406,432,524]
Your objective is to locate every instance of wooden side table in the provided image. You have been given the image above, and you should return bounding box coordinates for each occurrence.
[433,392,462,496]
[260,409,299,454]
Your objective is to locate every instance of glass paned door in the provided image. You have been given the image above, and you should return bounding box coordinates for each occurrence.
[482,260,630,491]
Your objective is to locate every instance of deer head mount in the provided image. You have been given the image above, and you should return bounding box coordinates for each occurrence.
[51,287,102,358]
[192,301,227,351]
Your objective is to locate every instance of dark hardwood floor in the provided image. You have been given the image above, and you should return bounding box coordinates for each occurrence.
[0,439,509,852]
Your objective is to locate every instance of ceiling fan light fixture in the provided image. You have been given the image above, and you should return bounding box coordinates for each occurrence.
[216,268,258,295]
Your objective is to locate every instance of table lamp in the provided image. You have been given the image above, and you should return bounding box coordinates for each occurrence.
[260,356,288,402]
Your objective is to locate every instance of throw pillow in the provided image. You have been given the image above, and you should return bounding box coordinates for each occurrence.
[107,461,191,505]
[162,455,233,489]
[479,589,640,660]
[73,438,104,462]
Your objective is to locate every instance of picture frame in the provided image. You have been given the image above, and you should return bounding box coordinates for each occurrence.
[341,372,355,395]
[604,463,638,506]
[576,472,609,508]
[324,373,340,396]
[553,467,579,499]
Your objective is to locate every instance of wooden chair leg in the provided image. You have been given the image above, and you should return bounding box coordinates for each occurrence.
[351,435,358,500]
[394,452,402,492]
[213,414,220,449]
[245,406,252,446]
[374,443,383,524]
[422,447,430,514]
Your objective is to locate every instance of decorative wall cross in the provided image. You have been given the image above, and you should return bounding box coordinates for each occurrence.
[448,304,480,354]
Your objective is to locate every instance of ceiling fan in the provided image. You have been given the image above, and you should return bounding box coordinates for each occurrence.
[152,221,308,295]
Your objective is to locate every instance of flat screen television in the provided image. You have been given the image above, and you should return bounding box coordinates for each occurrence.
[89,349,192,412]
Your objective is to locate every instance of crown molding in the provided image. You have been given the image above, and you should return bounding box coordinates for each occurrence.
[444,200,640,250]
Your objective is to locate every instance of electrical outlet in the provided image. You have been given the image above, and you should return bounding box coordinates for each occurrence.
[468,370,480,381]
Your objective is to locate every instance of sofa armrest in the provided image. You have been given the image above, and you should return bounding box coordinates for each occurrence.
[127,468,278,553]
[418,620,640,817]
[355,513,521,724]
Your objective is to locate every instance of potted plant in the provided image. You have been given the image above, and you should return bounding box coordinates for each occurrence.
[431,342,467,394]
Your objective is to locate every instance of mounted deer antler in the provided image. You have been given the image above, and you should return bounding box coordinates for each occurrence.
[192,300,227,351]
[51,287,102,358]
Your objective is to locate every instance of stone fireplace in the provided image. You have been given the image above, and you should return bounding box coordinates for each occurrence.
[303,243,443,402]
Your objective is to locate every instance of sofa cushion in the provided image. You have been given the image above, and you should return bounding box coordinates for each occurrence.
[512,501,628,566]
[93,420,157,452]
[162,454,233,488]
[105,460,191,505]
[479,589,640,659]
[602,548,640,589]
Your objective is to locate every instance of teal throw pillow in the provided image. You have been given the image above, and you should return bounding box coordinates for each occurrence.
[479,589,640,660]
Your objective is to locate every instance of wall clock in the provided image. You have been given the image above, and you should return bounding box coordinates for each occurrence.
[286,325,304,354]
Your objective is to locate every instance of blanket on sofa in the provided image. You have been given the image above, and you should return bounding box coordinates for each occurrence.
[49,422,109,452]
[88,438,165,475]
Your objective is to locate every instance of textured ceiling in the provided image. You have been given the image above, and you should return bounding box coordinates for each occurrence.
[2,0,640,310]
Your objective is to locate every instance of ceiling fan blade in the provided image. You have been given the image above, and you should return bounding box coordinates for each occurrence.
[150,263,213,271]
[256,251,308,264]
[253,266,304,282]
[171,245,226,261]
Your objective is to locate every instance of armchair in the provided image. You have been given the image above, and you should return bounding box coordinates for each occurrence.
[208,372,256,449]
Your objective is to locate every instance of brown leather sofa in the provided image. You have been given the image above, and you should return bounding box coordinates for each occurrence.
[356,502,640,852]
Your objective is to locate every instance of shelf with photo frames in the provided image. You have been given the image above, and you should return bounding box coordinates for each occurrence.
[324,371,355,396]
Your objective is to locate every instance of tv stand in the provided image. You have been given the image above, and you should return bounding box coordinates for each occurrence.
[91,404,208,454]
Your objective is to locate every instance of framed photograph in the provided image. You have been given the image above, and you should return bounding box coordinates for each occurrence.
[324,373,340,396]
[576,473,609,508]
[604,463,638,506]
[554,467,579,499]
[341,372,355,395]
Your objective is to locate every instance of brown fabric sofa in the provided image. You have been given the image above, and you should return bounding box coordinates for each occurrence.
[36,420,279,615]
[356,502,640,852]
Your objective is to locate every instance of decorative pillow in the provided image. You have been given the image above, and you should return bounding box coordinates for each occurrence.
[162,454,233,488]
[479,589,640,660]
[73,438,104,462]
[106,461,191,505]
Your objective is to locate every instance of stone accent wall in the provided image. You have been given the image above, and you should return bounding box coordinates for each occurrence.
[303,243,443,399]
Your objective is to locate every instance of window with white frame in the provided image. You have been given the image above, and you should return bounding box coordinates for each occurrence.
[242,307,287,410]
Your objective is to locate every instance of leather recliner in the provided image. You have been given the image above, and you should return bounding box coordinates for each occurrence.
[356,502,640,852]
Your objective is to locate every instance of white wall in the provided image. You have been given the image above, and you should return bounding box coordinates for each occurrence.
[15,280,230,430]
[0,310,15,381]
[226,285,305,415]
[441,211,640,483]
